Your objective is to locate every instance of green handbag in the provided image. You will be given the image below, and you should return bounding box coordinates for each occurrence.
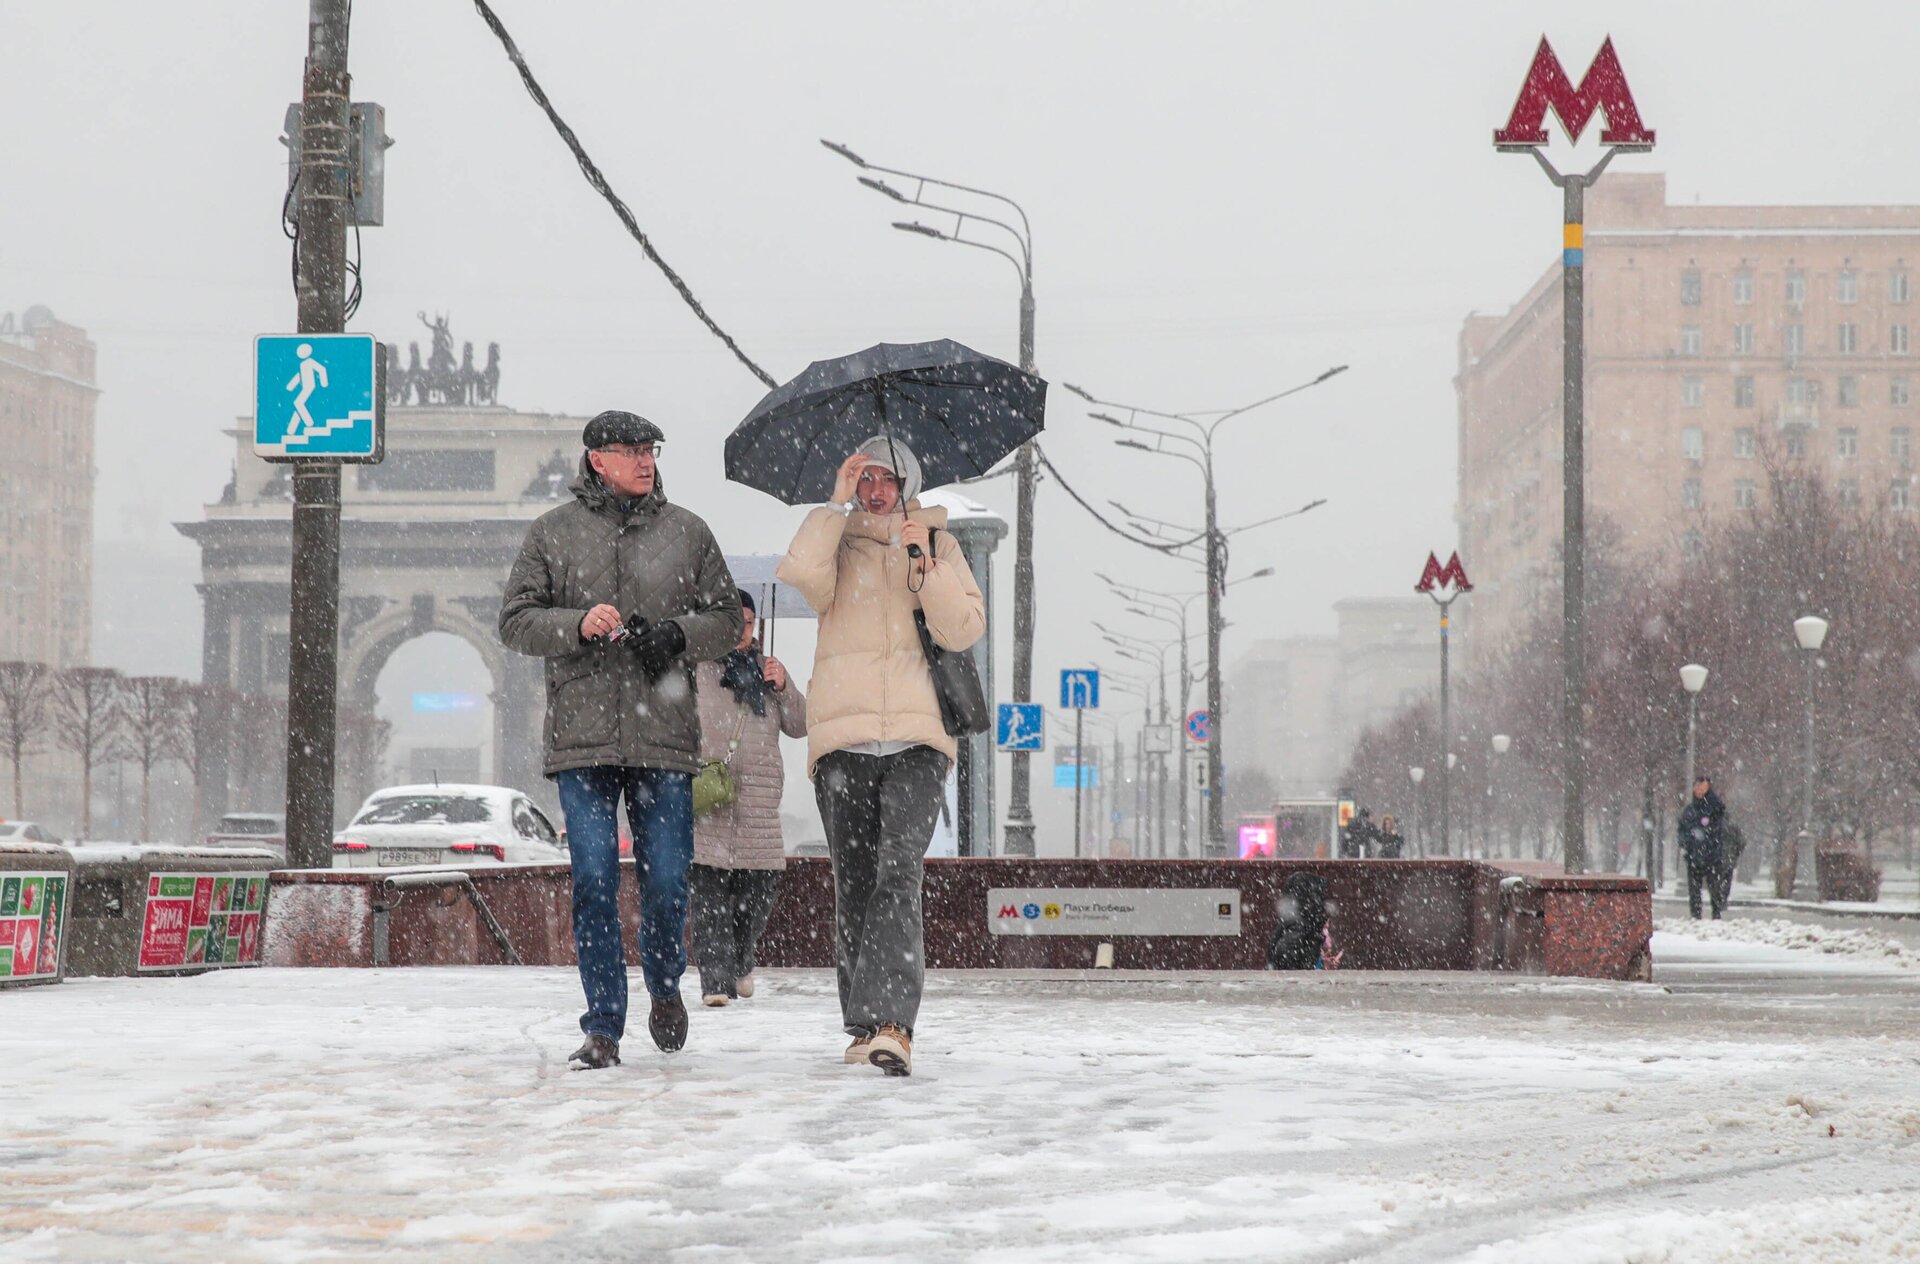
[692,706,747,818]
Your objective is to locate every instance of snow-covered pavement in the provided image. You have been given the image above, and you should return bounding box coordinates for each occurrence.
[5,936,1918,1262]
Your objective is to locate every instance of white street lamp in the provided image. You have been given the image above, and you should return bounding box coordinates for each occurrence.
[1489,734,1511,859]
[1408,765,1426,857]
[1792,616,1829,896]
[1673,662,1710,892]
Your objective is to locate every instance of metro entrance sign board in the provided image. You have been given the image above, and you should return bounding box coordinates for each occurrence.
[138,873,268,971]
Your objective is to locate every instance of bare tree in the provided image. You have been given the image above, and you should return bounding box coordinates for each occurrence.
[0,661,52,817]
[49,667,126,840]
[123,676,187,841]
[164,684,235,838]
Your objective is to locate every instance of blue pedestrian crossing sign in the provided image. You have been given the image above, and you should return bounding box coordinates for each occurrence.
[996,703,1045,752]
[1060,669,1100,710]
[254,333,386,462]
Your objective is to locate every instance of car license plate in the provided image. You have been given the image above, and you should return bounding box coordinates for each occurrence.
[377,849,439,867]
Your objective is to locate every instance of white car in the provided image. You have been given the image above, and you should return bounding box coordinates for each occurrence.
[0,821,61,845]
[331,785,566,869]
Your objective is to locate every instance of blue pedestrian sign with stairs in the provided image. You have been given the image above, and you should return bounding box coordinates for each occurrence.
[254,334,386,462]
[996,703,1045,752]
[1060,669,1100,710]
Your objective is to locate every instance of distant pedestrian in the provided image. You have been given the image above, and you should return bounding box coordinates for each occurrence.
[777,439,985,1077]
[689,589,806,1007]
[1341,808,1376,859]
[1267,872,1334,969]
[499,411,743,1070]
[1373,814,1405,859]
[1677,775,1728,920]
[1714,820,1746,913]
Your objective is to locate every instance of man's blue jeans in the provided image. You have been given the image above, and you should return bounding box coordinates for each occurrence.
[556,766,693,1042]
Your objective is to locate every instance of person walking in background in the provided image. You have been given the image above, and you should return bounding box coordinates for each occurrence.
[1341,808,1376,859]
[1373,814,1405,859]
[689,589,806,1007]
[499,410,743,1070]
[1715,820,1746,914]
[1678,775,1729,920]
[777,439,985,1077]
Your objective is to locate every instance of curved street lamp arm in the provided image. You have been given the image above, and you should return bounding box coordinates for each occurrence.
[1222,498,1328,537]
[1114,437,1209,479]
[1196,365,1350,442]
[895,222,1025,289]
[822,139,1033,258]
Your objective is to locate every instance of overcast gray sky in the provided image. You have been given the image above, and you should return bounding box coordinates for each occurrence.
[7,1,1920,836]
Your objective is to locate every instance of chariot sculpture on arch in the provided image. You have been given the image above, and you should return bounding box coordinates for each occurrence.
[385,312,501,406]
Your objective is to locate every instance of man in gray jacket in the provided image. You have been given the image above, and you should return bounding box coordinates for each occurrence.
[499,410,742,1069]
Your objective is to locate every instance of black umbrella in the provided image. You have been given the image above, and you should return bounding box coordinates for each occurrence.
[724,339,1046,505]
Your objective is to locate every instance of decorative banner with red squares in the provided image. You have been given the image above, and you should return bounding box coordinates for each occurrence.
[137,872,267,971]
[0,871,68,980]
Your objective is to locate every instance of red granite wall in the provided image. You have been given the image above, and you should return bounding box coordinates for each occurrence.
[264,858,1653,979]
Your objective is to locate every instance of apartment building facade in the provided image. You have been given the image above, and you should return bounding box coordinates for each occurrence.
[1457,173,1920,654]
[0,306,98,669]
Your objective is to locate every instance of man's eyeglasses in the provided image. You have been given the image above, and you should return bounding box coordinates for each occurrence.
[596,443,659,461]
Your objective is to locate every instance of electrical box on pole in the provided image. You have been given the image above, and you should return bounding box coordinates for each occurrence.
[282,101,394,226]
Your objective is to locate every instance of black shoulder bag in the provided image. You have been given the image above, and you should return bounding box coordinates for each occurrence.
[911,528,991,736]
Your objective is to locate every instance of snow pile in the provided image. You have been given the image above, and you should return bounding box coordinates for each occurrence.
[1657,917,1917,968]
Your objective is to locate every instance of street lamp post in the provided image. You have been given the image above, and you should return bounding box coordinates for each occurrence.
[1409,766,1426,857]
[1792,616,1829,898]
[1068,370,1345,855]
[1678,663,1709,889]
[1490,734,1511,860]
[826,140,1040,857]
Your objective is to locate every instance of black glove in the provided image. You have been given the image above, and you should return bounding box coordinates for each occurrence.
[629,618,686,681]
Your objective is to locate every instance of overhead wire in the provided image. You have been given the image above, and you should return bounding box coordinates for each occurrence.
[470,0,778,389]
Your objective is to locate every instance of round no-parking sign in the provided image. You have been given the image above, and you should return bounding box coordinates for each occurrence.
[1185,710,1211,743]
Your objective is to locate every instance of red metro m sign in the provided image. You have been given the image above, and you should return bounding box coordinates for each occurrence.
[1416,552,1473,597]
[1493,37,1655,152]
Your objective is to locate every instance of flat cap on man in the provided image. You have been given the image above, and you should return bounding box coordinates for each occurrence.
[583,410,665,449]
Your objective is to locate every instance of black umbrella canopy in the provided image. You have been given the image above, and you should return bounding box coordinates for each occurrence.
[725,339,1046,505]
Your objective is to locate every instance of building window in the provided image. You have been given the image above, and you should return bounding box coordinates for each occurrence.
[1839,427,1859,458]
[1786,376,1818,405]
[1837,270,1859,304]
[1785,323,1805,357]
[1786,428,1808,459]
[1894,480,1913,512]
[1893,324,1911,355]
[1681,426,1705,461]
[1735,427,1758,459]
[1733,271,1755,305]
[1733,323,1755,355]
[1681,376,1704,407]
[1735,375,1756,408]
[1895,427,1913,464]
[1839,478,1861,508]
[1894,376,1911,406]
[1681,325,1702,356]
[1681,269,1702,305]
[1838,323,1859,354]
[1683,529,1705,561]
[1893,270,1911,305]
[1838,375,1859,406]
[1734,479,1758,509]
[1786,269,1806,305]
[1681,478,1703,510]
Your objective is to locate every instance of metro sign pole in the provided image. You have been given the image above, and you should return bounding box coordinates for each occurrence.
[1494,35,1654,873]
[1415,552,1472,857]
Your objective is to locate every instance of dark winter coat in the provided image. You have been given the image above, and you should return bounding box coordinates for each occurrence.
[1677,790,1728,869]
[1266,872,1330,970]
[1373,829,1405,860]
[499,457,743,777]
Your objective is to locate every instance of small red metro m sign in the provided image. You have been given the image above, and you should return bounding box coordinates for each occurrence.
[1416,552,1473,598]
[1493,36,1655,152]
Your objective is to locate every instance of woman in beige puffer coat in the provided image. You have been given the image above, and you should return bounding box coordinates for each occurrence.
[776,436,985,1077]
[690,588,806,1004]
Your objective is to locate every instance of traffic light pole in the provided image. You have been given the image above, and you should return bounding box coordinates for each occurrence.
[284,0,353,870]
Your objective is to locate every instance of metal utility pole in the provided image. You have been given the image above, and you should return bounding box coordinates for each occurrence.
[284,0,353,870]
[1072,706,1085,859]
